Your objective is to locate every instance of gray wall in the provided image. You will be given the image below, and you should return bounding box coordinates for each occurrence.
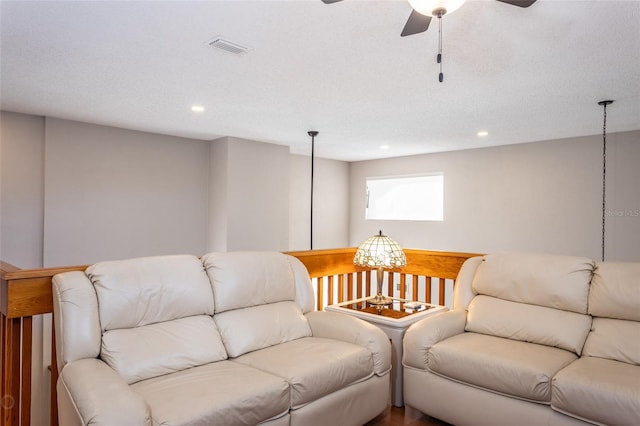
[0,111,45,268]
[1,112,349,266]
[1,111,638,426]
[1,112,213,269]
[604,131,640,261]
[208,137,229,252]
[289,154,350,251]
[208,136,290,252]
[3,111,638,265]
[42,118,210,266]
[350,131,640,262]
[207,139,350,252]
[0,111,48,426]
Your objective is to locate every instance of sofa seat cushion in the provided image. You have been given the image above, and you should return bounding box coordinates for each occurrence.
[101,315,228,384]
[131,360,290,426]
[552,356,640,426]
[428,333,577,403]
[233,337,374,409]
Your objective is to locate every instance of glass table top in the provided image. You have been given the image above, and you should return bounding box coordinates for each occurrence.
[340,298,437,319]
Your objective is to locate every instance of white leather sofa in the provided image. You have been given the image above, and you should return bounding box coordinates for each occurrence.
[403,252,640,426]
[53,251,391,426]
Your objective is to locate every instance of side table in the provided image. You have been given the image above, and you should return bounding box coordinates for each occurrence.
[325,297,448,407]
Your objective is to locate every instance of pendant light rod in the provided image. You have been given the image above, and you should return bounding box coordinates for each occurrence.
[436,9,444,82]
[308,130,318,250]
[598,100,613,262]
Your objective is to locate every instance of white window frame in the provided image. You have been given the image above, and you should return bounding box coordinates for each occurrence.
[365,173,444,221]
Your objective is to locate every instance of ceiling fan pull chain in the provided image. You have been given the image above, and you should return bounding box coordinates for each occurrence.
[437,12,443,82]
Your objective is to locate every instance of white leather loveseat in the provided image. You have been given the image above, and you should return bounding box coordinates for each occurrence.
[403,252,640,426]
[53,251,391,426]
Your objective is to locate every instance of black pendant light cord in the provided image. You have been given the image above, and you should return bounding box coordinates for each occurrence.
[598,100,613,262]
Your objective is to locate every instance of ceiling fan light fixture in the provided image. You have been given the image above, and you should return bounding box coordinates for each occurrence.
[408,0,466,17]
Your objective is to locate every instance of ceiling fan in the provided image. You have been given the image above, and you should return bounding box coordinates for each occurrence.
[321,0,537,37]
[322,0,537,82]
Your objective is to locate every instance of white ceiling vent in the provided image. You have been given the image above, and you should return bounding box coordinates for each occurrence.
[205,36,249,55]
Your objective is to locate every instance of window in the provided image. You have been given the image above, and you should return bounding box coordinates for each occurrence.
[365,174,444,221]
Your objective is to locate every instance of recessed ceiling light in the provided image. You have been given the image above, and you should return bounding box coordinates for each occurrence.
[191,105,205,113]
[477,131,489,137]
[380,145,390,150]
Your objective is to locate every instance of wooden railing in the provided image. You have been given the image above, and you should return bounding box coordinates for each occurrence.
[0,248,479,426]
[289,248,479,310]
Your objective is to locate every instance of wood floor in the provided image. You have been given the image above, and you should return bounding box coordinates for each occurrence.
[365,405,451,426]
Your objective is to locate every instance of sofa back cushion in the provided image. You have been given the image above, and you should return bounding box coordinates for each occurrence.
[203,251,295,312]
[85,255,227,383]
[589,262,640,321]
[203,252,312,357]
[582,318,640,365]
[214,301,311,357]
[583,261,640,365]
[466,296,591,354]
[472,252,594,313]
[87,254,214,330]
[466,252,595,355]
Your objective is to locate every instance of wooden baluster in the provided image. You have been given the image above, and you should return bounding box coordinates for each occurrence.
[365,270,372,297]
[51,324,59,426]
[327,275,334,306]
[425,276,432,304]
[412,275,419,302]
[438,277,446,306]
[1,315,20,426]
[337,274,345,303]
[316,277,324,311]
[399,274,406,299]
[356,272,363,299]
[386,272,393,298]
[347,273,354,301]
[20,317,32,426]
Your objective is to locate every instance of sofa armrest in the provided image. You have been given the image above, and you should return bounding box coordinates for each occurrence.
[58,358,150,426]
[403,309,467,370]
[305,311,391,375]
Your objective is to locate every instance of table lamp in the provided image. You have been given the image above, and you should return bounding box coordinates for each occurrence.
[353,230,407,307]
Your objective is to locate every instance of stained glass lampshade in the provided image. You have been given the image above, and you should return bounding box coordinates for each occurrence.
[353,231,407,306]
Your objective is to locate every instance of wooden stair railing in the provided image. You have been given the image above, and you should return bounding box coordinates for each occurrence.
[1,262,89,426]
[0,249,479,426]
[289,248,479,310]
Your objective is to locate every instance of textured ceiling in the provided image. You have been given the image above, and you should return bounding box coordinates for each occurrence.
[1,0,639,161]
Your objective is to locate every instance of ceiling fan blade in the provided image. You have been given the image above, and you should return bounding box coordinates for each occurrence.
[401,10,432,37]
[321,0,343,4]
[495,0,537,7]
